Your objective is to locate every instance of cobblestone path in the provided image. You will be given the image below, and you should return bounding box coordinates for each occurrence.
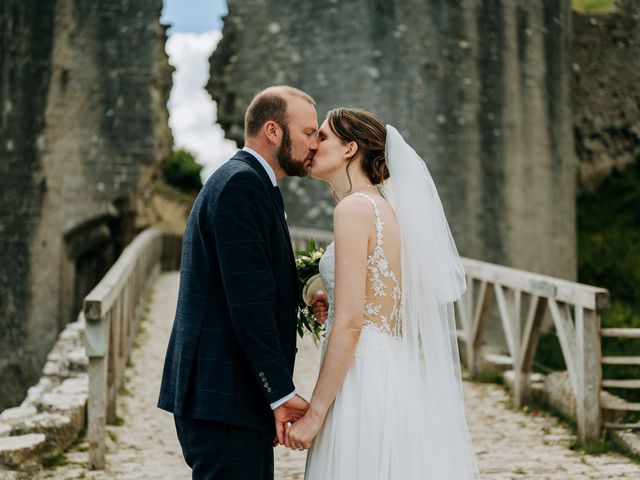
[38,272,640,479]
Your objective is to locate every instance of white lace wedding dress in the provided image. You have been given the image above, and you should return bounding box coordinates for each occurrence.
[304,192,407,479]
[304,192,479,479]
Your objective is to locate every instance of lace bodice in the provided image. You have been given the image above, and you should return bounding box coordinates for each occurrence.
[318,192,402,340]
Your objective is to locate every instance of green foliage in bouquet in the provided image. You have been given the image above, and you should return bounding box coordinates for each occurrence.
[295,239,326,344]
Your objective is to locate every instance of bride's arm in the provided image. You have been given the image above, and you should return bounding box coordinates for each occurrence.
[284,196,370,449]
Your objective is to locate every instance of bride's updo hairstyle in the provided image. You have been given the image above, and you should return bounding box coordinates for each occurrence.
[326,108,389,190]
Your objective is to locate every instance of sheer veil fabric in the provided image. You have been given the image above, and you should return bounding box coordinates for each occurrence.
[379,125,480,478]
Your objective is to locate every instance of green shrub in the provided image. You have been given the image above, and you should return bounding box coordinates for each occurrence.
[578,161,640,408]
[578,161,640,307]
[533,328,567,374]
[163,149,203,192]
[534,160,640,405]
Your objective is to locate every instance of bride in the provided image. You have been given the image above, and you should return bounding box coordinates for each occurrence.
[283,108,481,479]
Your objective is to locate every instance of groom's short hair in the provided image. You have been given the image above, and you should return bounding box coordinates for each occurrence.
[244,85,316,138]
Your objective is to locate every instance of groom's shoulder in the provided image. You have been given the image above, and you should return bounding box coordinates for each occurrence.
[204,155,263,193]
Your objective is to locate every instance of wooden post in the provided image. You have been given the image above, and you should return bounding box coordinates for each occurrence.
[576,307,602,445]
[463,279,474,369]
[514,296,547,407]
[469,282,494,378]
[85,313,110,470]
[118,296,126,390]
[106,309,118,424]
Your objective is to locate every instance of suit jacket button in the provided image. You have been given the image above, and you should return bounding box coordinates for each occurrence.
[267,387,272,393]
[259,372,265,378]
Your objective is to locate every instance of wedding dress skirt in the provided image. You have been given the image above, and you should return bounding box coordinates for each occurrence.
[305,321,480,479]
[305,325,408,479]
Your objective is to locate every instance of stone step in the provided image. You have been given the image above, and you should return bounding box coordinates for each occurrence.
[0,434,46,469]
[12,413,76,455]
[0,406,37,427]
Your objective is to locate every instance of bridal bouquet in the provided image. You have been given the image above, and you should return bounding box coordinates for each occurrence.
[295,239,326,344]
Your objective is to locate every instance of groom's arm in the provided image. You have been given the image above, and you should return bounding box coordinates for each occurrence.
[212,171,295,404]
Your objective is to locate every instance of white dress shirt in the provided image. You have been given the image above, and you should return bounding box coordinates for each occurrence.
[241,147,296,410]
[242,146,277,187]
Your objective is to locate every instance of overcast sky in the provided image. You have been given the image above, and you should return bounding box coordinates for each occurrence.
[162,0,238,179]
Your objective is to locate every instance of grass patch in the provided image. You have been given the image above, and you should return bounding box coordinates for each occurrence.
[570,437,616,455]
[474,368,505,385]
[42,452,67,469]
[118,385,133,397]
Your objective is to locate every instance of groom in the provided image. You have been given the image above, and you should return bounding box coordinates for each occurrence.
[158,85,319,479]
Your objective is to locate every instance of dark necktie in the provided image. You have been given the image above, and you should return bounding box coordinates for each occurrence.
[273,185,285,216]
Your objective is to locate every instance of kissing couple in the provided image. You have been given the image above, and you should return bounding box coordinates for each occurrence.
[158,85,480,479]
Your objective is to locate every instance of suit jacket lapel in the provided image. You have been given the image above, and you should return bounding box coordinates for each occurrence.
[231,151,297,264]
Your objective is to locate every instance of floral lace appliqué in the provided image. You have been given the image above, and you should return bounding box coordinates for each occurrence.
[353,193,402,338]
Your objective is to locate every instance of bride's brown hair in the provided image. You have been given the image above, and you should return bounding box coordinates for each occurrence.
[326,108,389,191]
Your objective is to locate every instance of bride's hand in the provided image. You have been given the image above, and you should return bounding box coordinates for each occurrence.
[284,409,324,450]
[309,292,328,325]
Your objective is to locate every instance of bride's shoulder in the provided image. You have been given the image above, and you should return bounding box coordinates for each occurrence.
[334,193,372,216]
[333,194,377,229]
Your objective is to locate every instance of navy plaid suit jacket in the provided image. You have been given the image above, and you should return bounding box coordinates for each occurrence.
[158,150,300,435]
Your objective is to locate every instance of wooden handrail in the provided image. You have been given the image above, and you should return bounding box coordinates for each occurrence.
[83,228,180,469]
[462,258,610,310]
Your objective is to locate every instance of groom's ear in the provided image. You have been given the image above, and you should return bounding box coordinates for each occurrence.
[264,120,280,145]
[345,141,358,160]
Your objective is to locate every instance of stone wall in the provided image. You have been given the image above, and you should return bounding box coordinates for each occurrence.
[208,0,577,282]
[0,0,172,410]
[0,316,87,472]
[572,0,640,192]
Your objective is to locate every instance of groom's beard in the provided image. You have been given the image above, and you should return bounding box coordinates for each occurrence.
[277,125,311,177]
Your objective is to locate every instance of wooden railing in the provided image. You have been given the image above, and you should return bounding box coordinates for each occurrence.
[289,228,611,445]
[289,226,334,251]
[83,228,181,469]
[81,225,614,467]
[600,327,640,430]
[456,258,609,445]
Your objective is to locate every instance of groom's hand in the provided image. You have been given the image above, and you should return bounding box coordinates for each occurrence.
[310,292,328,325]
[274,394,309,445]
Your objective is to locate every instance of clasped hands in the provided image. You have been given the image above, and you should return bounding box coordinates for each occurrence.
[274,394,323,451]
[272,292,329,451]
[309,291,329,325]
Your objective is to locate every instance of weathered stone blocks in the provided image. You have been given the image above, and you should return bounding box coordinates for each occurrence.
[12,413,77,455]
[0,434,46,469]
[0,319,88,470]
